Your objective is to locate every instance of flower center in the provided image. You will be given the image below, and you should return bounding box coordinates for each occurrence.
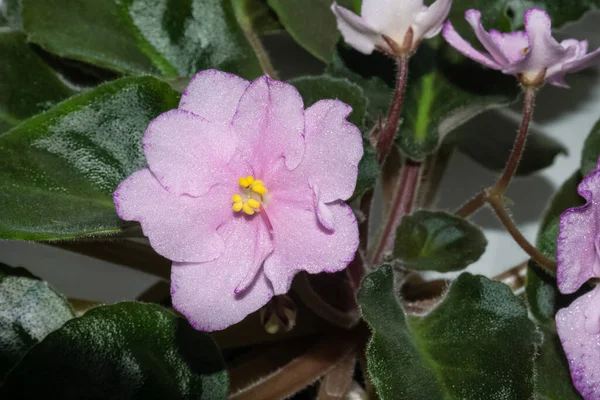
[232,175,269,216]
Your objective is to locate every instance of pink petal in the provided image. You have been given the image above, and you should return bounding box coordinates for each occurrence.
[414,0,452,39]
[488,30,530,63]
[331,3,383,55]
[442,21,502,70]
[557,169,600,294]
[114,169,232,263]
[465,9,509,66]
[171,217,274,331]
[179,69,249,124]
[263,201,359,295]
[557,286,600,399]
[503,9,573,76]
[546,39,587,87]
[563,45,600,74]
[313,184,335,231]
[232,76,305,173]
[143,110,236,197]
[361,0,422,40]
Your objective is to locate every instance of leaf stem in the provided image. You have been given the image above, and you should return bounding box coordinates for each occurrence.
[377,55,409,164]
[371,160,422,265]
[487,195,556,274]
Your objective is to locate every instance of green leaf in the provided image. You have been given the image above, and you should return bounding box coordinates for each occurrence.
[0,302,228,399]
[454,127,567,176]
[581,118,600,176]
[0,32,76,131]
[0,76,179,240]
[0,263,75,382]
[289,74,377,199]
[1,0,23,30]
[535,326,582,400]
[358,266,541,400]
[328,43,516,160]
[394,210,487,272]
[22,0,262,78]
[526,172,585,326]
[267,0,350,62]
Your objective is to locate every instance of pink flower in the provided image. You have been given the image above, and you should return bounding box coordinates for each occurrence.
[443,8,600,87]
[556,159,600,399]
[114,70,362,331]
[331,0,452,55]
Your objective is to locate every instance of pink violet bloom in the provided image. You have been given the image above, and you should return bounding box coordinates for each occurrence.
[113,70,362,331]
[556,158,600,399]
[331,0,452,55]
[443,8,600,87]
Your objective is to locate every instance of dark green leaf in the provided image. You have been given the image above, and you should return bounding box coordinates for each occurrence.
[0,263,75,382]
[358,266,541,400]
[535,326,582,400]
[22,0,262,78]
[0,77,179,240]
[453,123,567,176]
[1,302,228,399]
[526,172,585,326]
[394,210,487,272]
[581,118,600,176]
[0,0,23,30]
[0,32,75,131]
[328,43,516,160]
[290,74,377,199]
[233,0,283,36]
[267,0,353,62]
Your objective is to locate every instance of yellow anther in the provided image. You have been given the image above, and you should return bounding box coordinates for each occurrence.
[522,47,529,55]
[232,202,243,212]
[252,184,267,195]
[247,198,261,209]
[246,175,255,185]
[238,177,250,188]
[243,203,255,215]
[232,194,243,203]
[252,180,264,186]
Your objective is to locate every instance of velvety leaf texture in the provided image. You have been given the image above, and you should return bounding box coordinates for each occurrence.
[0,302,228,399]
[394,210,487,272]
[358,266,540,400]
[0,31,75,131]
[21,0,262,78]
[581,118,600,176]
[0,263,74,382]
[290,75,376,199]
[0,77,180,240]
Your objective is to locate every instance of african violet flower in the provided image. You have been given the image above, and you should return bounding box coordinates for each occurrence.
[443,8,600,87]
[556,158,600,398]
[331,0,452,55]
[114,70,362,331]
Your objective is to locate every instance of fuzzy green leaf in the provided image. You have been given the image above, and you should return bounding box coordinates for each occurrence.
[0,302,228,399]
[358,266,541,400]
[0,77,179,240]
[394,211,487,272]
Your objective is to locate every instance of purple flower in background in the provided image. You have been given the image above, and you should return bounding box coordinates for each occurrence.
[443,8,600,87]
[556,158,600,399]
[331,0,452,56]
[114,70,362,331]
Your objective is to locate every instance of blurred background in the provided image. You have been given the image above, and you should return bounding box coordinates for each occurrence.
[1,10,599,302]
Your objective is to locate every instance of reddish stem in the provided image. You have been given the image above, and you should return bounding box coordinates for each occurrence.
[372,160,422,265]
[376,55,409,164]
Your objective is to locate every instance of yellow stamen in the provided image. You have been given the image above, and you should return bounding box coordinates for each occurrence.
[238,177,250,188]
[522,47,529,55]
[246,175,255,185]
[252,184,267,195]
[247,198,260,209]
[243,203,255,215]
[232,194,243,203]
[232,202,243,212]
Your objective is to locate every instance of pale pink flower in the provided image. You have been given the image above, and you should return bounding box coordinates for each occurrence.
[556,158,600,399]
[331,0,452,55]
[443,8,600,87]
[114,70,362,331]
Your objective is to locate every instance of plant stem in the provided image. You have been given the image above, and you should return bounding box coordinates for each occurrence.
[377,55,409,164]
[487,195,556,274]
[371,160,422,265]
